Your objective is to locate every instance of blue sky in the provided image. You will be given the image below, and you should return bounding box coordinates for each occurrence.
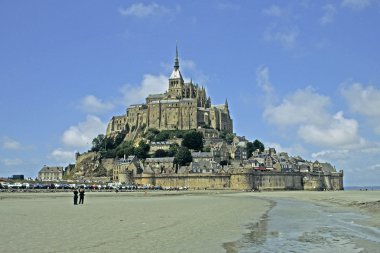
[1,0,380,186]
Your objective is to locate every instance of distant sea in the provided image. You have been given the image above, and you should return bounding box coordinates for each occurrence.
[345,186,380,190]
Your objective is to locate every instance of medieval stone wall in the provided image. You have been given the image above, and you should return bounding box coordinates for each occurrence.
[132,171,344,191]
[134,173,230,189]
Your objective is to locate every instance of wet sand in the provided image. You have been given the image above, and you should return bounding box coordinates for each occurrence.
[236,191,380,253]
[0,191,269,253]
[1,190,379,253]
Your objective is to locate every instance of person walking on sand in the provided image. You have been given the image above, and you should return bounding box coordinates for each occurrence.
[79,187,85,204]
[73,188,79,205]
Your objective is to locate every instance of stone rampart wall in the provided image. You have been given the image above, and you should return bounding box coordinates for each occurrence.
[133,171,344,191]
[134,174,230,189]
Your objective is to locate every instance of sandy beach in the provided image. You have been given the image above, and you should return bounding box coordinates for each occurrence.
[0,190,379,253]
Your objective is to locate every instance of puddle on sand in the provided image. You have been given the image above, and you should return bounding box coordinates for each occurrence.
[224,198,380,253]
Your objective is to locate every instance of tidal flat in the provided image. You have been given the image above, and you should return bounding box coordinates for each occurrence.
[0,190,379,253]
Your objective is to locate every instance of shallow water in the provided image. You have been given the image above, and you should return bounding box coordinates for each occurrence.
[237,198,380,253]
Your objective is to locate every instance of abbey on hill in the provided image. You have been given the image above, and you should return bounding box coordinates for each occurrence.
[56,46,344,192]
[106,46,233,137]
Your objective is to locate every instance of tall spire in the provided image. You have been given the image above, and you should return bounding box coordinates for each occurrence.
[169,43,183,81]
[174,42,179,70]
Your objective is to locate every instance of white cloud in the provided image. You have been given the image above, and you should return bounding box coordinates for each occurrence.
[80,95,114,114]
[1,158,23,166]
[262,5,286,17]
[341,83,380,117]
[341,0,372,10]
[263,87,331,126]
[256,66,274,95]
[120,74,168,105]
[341,82,380,135]
[264,25,298,49]
[2,137,22,150]
[261,78,362,148]
[265,142,308,157]
[62,115,107,149]
[119,3,174,18]
[50,149,75,164]
[298,111,361,147]
[312,149,350,161]
[320,4,336,25]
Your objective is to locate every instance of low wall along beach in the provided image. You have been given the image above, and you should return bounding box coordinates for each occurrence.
[134,171,344,191]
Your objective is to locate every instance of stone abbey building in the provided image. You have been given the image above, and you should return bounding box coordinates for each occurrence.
[106,47,233,136]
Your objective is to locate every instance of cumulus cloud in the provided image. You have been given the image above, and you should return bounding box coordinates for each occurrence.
[259,70,362,149]
[120,74,168,105]
[62,115,107,149]
[262,5,286,17]
[298,111,361,147]
[263,87,331,126]
[341,82,380,135]
[2,137,22,150]
[264,25,298,49]
[50,149,75,164]
[80,95,114,114]
[341,83,380,117]
[119,3,178,18]
[320,4,336,25]
[341,0,372,10]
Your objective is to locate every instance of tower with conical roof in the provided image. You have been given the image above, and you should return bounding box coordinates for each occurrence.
[168,44,185,99]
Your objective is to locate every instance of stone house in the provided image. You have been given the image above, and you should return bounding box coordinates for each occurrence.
[229,141,248,161]
[190,160,221,173]
[149,141,172,154]
[38,166,63,181]
[211,141,229,163]
[113,156,142,183]
[191,151,213,162]
[143,157,175,174]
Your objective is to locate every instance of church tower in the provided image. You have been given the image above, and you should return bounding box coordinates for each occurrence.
[168,45,184,99]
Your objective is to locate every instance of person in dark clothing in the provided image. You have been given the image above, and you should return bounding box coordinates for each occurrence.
[79,188,85,204]
[73,188,79,205]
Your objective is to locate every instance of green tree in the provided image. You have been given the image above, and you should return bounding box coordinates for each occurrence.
[134,140,150,159]
[174,146,192,166]
[144,128,160,141]
[112,131,126,148]
[253,139,265,153]
[115,141,135,158]
[154,149,168,157]
[182,131,203,151]
[167,143,179,157]
[91,134,106,152]
[154,131,170,141]
[246,141,255,158]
